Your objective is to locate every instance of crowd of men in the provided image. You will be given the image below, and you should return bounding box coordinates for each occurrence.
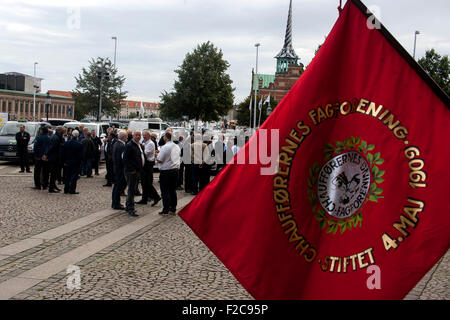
[18,123,248,217]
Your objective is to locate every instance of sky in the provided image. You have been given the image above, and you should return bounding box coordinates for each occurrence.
[1,0,449,105]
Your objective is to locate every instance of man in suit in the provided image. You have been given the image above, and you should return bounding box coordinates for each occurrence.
[81,131,96,178]
[42,126,64,193]
[104,131,117,187]
[111,131,127,210]
[33,126,50,190]
[123,130,144,217]
[91,130,102,176]
[62,130,83,194]
[16,125,31,173]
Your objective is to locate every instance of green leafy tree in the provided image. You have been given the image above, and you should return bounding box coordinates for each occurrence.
[418,49,450,97]
[72,57,127,120]
[236,94,278,127]
[159,41,234,121]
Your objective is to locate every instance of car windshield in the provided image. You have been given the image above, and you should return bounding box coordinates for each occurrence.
[0,123,39,137]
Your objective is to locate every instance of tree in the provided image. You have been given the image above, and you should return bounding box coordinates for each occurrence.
[236,94,278,127]
[418,49,450,97]
[159,41,234,122]
[72,57,127,120]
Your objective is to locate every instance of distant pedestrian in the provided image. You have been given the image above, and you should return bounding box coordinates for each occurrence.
[91,130,102,176]
[62,130,83,194]
[157,131,180,215]
[15,124,31,173]
[123,130,144,217]
[111,131,127,210]
[33,126,50,190]
[81,131,96,178]
[43,126,64,193]
[137,131,161,206]
[104,131,117,186]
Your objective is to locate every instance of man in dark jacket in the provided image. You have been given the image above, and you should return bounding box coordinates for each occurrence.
[91,130,102,176]
[81,132,96,178]
[43,126,63,193]
[104,131,117,186]
[62,130,83,194]
[33,126,50,190]
[111,131,127,209]
[16,125,31,173]
[123,130,144,216]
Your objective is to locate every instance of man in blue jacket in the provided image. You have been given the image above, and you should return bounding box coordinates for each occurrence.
[33,126,50,190]
[123,130,144,216]
[62,130,83,194]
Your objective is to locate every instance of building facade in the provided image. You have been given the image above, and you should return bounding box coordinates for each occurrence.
[0,89,74,121]
[120,100,160,119]
[251,0,304,103]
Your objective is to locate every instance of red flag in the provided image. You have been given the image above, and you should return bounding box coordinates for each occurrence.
[179,0,450,300]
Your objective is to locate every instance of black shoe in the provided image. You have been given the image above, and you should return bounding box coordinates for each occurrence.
[69,191,80,194]
[103,184,112,187]
[136,200,148,205]
[32,186,41,190]
[113,205,125,210]
[151,197,161,207]
[135,191,142,196]
[48,189,60,193]
[19,170,24,173]
[127,210,138,217]
[26,170,32,173]
[158,211,169,215]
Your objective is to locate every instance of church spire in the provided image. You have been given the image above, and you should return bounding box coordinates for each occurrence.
[275,0,299,74]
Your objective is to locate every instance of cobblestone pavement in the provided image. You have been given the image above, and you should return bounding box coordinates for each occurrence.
[0,161,447,300]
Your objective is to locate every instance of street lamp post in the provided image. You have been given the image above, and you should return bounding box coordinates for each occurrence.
[33,62,38,121]
[413,30,420,59]
[97,63,110,122]
[45,91,51,123]
[253,43,260,132]
[112,36,117,67]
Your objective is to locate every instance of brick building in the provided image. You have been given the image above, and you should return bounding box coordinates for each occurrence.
[0,89,74,121]
[251,0,304,103]
[120,100,160,119]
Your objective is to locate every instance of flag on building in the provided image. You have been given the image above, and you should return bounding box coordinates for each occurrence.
[258,98,263,111]
[179,0,450,300]
[264,94,271,107]
[140,101,145,118]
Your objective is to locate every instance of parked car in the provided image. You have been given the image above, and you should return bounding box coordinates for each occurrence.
[0,120,50,161]
[128,119,170,138]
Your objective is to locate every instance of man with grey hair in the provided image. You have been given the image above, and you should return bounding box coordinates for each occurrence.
[62,130,83,194]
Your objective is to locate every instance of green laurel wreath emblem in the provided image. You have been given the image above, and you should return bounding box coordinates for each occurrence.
[307,137,385,235]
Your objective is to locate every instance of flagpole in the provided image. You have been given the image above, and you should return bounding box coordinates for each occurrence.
[249,95,252,130]
[253,43,260,134]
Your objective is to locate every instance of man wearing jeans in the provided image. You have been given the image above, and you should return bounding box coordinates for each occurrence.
[156,132,180,215]
[123,130,144,217]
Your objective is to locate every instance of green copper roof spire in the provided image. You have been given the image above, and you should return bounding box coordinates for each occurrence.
[275,0,299,74]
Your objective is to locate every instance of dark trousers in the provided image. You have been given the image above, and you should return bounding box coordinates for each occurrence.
[141,162,160,202]
[112,168,126,208]
[18,148,29,171]
[177,162,184,188]
[160,169,178,213]
[125,171,139,212]
[105,159,114,184]
[199,165,211,191]
[191,164,200,194]
[93,152,100,174]
[84,158,93,177]
[184,164,192,192]
[48,161,59,190]
[34,159,48,188]
[64,164,80,193]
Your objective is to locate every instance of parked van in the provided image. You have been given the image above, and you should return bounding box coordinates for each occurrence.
[128,118,169,137]
[64,122,110,139]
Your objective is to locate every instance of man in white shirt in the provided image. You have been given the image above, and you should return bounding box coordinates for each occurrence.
[137,131,161,206]
[156,131,180,215]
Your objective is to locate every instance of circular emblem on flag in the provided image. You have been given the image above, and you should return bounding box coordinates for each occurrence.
[317,151,371,219]
[307,137,385,234]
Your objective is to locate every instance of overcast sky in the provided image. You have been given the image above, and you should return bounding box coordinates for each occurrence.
[1,0,449,104]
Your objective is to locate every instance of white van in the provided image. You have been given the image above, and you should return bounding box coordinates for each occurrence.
[128,119,169,137]
[64,122,110,139]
